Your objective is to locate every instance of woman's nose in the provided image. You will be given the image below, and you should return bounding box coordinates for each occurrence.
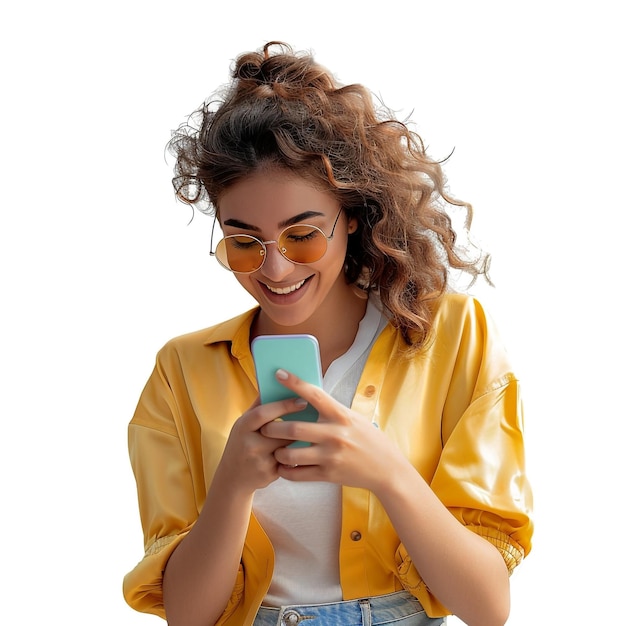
[259,242,295,281]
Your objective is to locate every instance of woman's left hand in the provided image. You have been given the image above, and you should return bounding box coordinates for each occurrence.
[259,368,407,492]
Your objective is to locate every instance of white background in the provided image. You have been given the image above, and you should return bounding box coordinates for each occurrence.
[1,1,624,624]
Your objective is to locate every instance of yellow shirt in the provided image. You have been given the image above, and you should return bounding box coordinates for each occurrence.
[123,293,533,624]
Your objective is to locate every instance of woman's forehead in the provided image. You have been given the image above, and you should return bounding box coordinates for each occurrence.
[217,169,339,227]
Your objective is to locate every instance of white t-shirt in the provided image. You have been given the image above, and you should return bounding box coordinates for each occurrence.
[252,298,388,606]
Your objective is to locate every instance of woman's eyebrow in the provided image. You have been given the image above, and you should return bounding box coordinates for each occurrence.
[222,217,260,231]
[222,211,325,231]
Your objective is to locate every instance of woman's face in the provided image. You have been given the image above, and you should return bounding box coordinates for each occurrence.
[217,168,357,332]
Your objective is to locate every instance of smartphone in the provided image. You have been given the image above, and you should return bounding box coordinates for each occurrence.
[251,334,323,445]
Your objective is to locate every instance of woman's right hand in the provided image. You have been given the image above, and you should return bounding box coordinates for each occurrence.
[163,395,306,626]
[216,396,308,493]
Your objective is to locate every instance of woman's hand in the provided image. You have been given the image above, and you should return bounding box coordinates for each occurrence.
[217,395,309,493]
[259,369,405,493]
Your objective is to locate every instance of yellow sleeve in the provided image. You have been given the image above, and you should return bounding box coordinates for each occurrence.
[431,297,533,571]
[432,374,533,572]
[123,353,200,619]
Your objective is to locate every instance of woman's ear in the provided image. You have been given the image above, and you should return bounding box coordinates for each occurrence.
[347,216,358,234]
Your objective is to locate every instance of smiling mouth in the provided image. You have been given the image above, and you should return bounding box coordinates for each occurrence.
[264,278,308,295]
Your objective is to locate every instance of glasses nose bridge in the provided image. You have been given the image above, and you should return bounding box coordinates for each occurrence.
[260,235,294,261]
[259,236,292,266]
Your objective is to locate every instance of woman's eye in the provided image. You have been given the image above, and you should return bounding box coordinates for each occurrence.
[286,228,319,243]
[230,236,259,250]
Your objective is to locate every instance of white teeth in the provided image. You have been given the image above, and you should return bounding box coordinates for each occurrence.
[266,279,306,294]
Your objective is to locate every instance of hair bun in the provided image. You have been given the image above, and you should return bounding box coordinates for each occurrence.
[237,61,264,81]
[234,41,294,87]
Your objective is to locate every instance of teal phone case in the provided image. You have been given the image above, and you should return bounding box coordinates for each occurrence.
[251,334,323,434]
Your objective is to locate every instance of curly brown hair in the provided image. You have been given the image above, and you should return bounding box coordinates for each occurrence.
[168,41,491,351]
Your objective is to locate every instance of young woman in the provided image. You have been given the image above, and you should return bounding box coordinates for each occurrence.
[123,42,533,626]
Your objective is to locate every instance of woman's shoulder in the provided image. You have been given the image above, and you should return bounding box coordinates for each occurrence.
[428,291,493,332]
[419,291,508,359]
[432,291,515,376]
[434,291,487,314]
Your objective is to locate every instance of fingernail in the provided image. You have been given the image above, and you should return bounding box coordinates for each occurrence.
[294,398,308,408]
[276,369,288,380]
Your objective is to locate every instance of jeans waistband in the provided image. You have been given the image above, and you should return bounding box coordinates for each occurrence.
[253,591,444,626]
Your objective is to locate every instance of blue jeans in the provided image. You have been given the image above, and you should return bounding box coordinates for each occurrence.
[252,591,445,625]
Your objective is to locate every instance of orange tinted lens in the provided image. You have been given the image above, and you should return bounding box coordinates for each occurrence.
[216,236,264,272]
[278,225,327,264]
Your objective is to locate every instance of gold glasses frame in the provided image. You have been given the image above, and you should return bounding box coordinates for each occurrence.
[209,209,344,274]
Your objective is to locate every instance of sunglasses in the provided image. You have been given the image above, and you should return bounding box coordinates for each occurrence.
[210,209,343,274]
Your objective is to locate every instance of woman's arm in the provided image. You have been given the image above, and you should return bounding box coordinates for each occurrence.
[372,452,511,626]
[162,462,255,626]
[263,370,513,626]
[162,396,305,626]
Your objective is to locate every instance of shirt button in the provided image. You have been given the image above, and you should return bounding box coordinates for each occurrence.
[350,531,362,541]
[364,385,376,397]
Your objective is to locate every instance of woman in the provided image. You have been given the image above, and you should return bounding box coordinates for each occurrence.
[123,42,533,626]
